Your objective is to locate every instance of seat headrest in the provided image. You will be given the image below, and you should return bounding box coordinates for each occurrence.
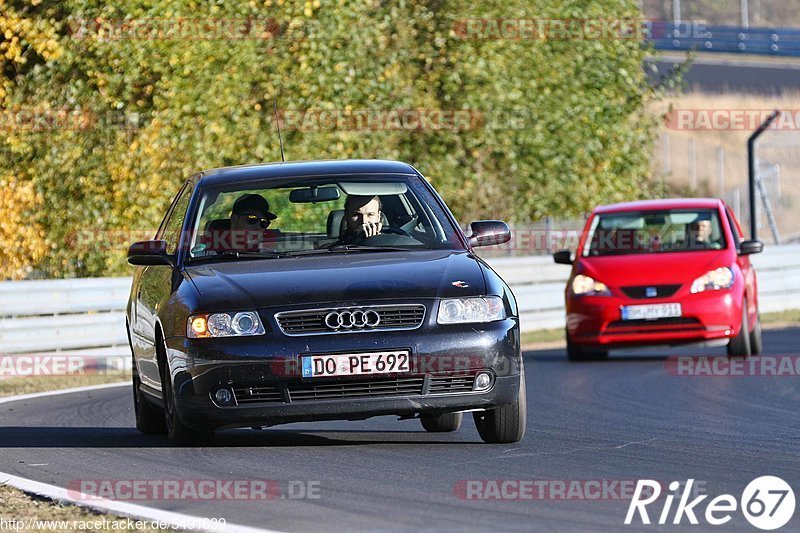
[204,218,231,233]
[327,209,345,238]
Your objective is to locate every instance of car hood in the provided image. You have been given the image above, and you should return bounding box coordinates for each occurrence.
[577,251,734,287]
[185,250,487,310]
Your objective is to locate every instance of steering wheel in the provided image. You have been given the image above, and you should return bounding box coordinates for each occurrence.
[380,226,411,237]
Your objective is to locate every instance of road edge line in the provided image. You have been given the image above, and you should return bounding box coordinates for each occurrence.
[0,383,282,533]
[0,470,278,533]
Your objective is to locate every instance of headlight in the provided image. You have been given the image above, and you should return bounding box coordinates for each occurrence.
[437,296,507,324]
[187,311,265,338]
[690,267,734,293]
[571,274,611,296]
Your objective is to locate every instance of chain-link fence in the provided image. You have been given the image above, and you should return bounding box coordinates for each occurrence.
[657,123,800,245]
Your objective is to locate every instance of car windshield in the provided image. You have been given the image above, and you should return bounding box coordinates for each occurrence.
[583,209,727,256]
[187,175,464,261]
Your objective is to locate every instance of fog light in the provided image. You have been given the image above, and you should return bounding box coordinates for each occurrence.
[474,372,492,391]
[213,388,234,406]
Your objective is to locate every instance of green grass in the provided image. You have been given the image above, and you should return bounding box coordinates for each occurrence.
[761,308,800,326]
[520,328,565,347]
[0,485,174,532]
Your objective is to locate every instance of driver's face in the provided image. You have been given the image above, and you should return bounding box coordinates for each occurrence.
[346,198,381,231]
[690,220,712,240]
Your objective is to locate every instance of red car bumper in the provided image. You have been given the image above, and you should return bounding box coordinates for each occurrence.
[566,288,743,348]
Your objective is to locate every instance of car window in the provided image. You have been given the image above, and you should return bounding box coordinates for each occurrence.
[583,209,727,256]
[725,207,743,248]
[187,176,463,259]
[160,184,193,254]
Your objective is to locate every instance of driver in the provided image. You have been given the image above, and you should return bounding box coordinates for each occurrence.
[686,215,719,250]
[338,195,383,244]
[229,194,278,251]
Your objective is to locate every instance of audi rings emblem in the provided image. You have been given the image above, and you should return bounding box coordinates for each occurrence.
[324,309,381,330]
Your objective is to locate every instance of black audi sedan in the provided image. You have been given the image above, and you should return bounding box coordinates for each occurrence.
[126,160,525,445]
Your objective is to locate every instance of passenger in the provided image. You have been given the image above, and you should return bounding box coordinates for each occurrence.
[229,194,278,251]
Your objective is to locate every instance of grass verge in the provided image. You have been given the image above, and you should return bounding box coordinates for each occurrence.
[0,485,173,532]
[0,374,128,398]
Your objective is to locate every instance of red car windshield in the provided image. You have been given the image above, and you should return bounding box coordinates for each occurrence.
[583,209,727,256]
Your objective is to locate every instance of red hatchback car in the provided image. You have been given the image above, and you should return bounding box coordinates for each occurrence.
[554,199,764,360]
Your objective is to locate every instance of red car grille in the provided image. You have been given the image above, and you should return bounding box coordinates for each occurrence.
[603,317,704,336]
[620,284,682,299]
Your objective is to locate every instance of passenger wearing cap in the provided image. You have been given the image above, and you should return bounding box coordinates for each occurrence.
[230,194,279,251]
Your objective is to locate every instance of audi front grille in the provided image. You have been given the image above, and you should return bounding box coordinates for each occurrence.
[275,304,426,336]
[231,373,477,404]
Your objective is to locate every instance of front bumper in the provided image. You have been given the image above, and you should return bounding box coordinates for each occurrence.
[164,317,521,430]
[566,289,742,348]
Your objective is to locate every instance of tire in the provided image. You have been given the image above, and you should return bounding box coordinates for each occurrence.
[566,329,608,362]
[749,309,763,356]
[473,369,526,444]
[159,341,214,446]
[420,412,463,433]
[132,365,166,435]
[727,298,752,357]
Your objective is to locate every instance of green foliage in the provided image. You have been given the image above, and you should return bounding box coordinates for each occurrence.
[1,0,662,278]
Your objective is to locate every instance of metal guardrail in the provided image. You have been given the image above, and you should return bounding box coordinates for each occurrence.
[649,22,800,57]
[0,245,798,354]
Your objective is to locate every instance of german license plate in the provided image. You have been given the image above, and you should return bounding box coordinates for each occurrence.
[621,303,682,321]
[301,350,411,378]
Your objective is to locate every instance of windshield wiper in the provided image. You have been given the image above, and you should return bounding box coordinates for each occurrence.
[325,244,409,253]
[189,250,286,263]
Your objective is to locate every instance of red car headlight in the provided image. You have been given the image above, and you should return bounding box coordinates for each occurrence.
[690,267,734,294]
[571,274,611,296]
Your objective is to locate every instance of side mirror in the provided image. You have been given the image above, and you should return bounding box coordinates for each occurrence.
[739,240,764,255]
[468,220,511,247]
[553,250,573,265]
[127,240,174,266]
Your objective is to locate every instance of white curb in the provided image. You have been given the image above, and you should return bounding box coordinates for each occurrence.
[0,383,282,533]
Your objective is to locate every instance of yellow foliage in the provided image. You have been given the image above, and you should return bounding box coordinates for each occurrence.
[0,175,47,279]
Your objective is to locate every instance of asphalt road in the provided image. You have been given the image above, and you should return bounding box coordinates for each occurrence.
[649,58,800,93]
[1,328,799,532]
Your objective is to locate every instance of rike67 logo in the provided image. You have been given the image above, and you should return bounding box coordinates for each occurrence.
[625,477,795,530]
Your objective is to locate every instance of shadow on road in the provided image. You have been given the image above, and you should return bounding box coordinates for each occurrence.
[524,349,673,363]
[0,426,484,448]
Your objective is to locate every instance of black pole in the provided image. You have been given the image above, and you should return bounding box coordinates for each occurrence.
[747,110,780,240]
